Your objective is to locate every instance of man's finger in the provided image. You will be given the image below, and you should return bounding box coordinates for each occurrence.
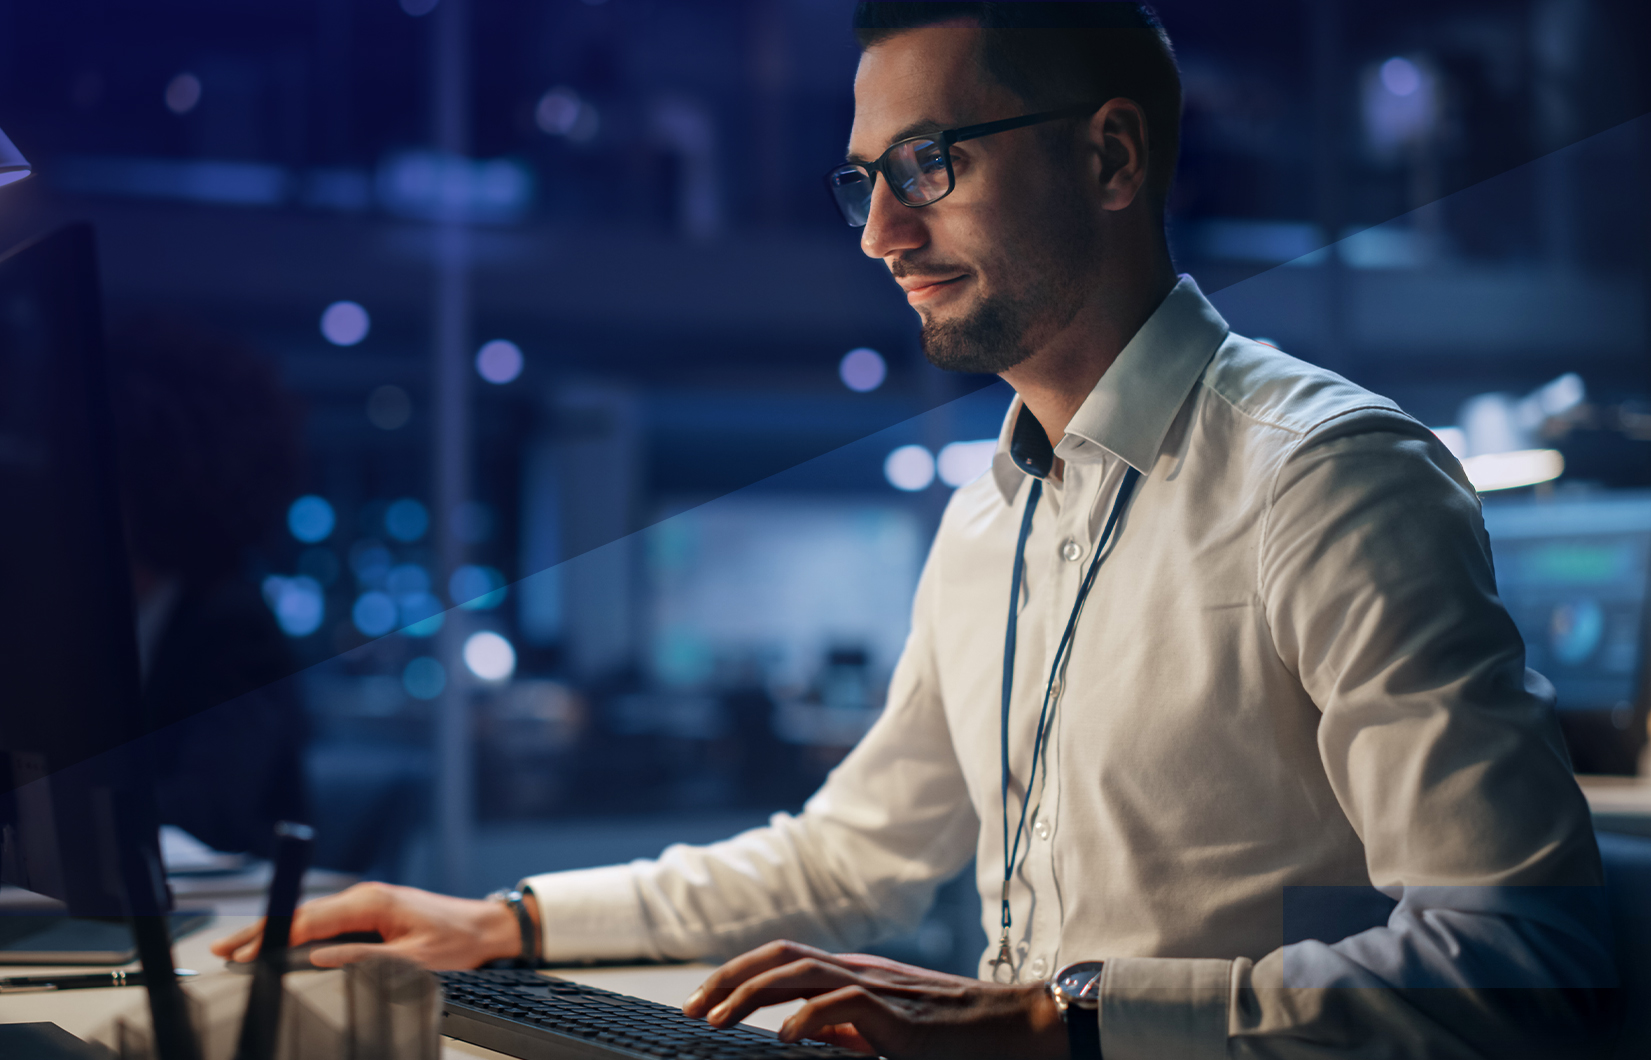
[779,986,899,1052]
[703,958,861,1028]
[685,940,850,1016]
[305,941,397,968]
[209,920,265,959]
[808,1023,877,1055]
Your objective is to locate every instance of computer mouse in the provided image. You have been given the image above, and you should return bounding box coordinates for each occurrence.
[224,931,384,973]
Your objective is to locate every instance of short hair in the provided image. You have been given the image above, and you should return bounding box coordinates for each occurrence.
[853,2,1182,203]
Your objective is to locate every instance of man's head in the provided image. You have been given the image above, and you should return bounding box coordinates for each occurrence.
[847,3,1181,374]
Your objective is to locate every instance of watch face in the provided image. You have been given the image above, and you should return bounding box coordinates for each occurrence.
[1054,961,1105,1005]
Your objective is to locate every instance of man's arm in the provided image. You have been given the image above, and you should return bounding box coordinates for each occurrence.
[518,547,980,964]
[214,541,980,971]
[1098,413,1618,1060]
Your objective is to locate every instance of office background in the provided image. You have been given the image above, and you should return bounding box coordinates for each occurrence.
[0,0,1647,974]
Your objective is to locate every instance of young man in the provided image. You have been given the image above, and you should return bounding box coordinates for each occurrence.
[218,5,1616,1057]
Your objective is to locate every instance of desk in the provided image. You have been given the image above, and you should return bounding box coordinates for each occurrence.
[1579,773,1651,839]
[0,916,798,1059]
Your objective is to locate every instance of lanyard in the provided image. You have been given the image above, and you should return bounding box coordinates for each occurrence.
[993,464,1141,978]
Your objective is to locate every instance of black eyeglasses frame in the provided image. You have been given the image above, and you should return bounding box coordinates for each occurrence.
[825,104,1102,227]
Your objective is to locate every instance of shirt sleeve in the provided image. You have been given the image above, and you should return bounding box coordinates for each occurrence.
[1097,412,1619,1059]
[521,544,981,964]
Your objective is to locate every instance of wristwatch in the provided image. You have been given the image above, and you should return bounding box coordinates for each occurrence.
[1047,960,1104,1060]
[487,887,540,968]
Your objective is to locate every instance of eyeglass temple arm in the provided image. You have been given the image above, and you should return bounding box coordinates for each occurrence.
[947,104,1102,146]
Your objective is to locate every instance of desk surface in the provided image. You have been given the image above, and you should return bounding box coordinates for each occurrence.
[0,916,798,1059]
[1579,773,1651,838]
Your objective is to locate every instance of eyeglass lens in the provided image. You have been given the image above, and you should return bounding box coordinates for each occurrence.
[828,137,951,226]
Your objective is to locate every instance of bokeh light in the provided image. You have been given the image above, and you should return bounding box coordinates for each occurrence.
[164,73,201,115]
[352,590,397,637]
[320,300,370,346]
[464,630,517,682]
[476,339,524,384]
[287,495,336,543]
[261,575,324,637]
[397,592,445,637]
[937,439,997,488]
[399,0,440,15]
[535,87,600,143]
[884,445,936,491]
[1380,57,1422,97]
[451,564,507,610]
[385,498,430,543]
[403,656,446,699]
[839,348,887,392]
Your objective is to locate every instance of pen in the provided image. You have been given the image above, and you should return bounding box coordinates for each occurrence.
[0,968,198,993]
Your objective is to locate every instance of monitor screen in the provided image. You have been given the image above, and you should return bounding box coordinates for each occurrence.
[1482,493,1651,719]
[0,224,161,916]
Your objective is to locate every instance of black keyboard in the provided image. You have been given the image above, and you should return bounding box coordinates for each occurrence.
[437,968,868,1060]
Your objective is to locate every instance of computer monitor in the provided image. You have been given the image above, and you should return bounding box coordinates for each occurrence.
[1481,491,1651,774]
[0,223,200,1059]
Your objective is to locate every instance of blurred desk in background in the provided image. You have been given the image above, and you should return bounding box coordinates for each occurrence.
[1579,774,1651,838]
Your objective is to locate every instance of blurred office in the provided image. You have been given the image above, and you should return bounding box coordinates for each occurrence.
[0,0,1647,975]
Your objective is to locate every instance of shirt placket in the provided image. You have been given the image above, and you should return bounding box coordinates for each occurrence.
[1015,460,1104,981]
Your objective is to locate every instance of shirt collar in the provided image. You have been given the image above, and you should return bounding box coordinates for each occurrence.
[990,275,1230,504]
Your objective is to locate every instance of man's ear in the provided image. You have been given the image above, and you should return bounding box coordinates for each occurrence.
[1087,99,1150,213]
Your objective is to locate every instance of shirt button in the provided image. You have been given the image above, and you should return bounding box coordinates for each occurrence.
[1035,818,1052,840]
[1060,538,1082,562]
[1030,956,1049,978]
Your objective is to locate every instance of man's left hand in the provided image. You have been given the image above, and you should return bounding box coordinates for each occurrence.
[680,940,1067,1059]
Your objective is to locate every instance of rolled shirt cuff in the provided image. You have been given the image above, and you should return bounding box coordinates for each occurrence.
[520,864,658,965]
[1099,957,1233,1060]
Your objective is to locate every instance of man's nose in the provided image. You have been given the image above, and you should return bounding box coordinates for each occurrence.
[860,178,926,260]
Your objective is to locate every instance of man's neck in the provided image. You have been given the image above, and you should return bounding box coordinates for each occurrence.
[1000,253,1178,450]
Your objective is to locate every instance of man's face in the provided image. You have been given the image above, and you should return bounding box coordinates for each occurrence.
[849,26,1100,375]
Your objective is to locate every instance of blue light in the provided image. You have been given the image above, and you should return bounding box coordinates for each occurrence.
[261,575,325,637]
[321,301,370,346]
[287,495,336,543]
[384,498,429,543]
[403,657,446,699]
[476,340,524,385]
[352,591,398,637]
[397,591,445,637]
[884,445,936,491]
[839,348,886,392]
[450,564,507,610]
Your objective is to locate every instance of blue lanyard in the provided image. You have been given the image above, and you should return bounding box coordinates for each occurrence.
[993,464,1141,976]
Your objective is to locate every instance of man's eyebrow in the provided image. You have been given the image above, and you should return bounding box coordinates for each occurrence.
[845,118,949,165]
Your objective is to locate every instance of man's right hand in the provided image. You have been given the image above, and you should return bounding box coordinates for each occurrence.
[208,881,538,971]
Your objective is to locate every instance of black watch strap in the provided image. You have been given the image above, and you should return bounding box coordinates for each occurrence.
[488,887,539,967]
[1066,1003,1101,1060]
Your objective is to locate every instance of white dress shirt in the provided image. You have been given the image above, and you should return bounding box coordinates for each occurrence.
[525,277,1615,1057]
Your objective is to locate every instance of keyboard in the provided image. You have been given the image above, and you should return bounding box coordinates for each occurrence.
[437,968,869,1060]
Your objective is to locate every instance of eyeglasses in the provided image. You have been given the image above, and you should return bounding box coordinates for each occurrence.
[825,105,1099,227]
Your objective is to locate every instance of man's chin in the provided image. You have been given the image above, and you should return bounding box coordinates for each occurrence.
[919,318,1032,375]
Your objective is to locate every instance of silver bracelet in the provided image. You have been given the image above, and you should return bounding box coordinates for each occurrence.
[488,887,539,967]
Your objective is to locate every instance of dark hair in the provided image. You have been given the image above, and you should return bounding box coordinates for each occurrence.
[853,2,1182,203]
[107,313,300,582]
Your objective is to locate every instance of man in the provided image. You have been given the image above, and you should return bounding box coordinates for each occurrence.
[216,4,1617,1057]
